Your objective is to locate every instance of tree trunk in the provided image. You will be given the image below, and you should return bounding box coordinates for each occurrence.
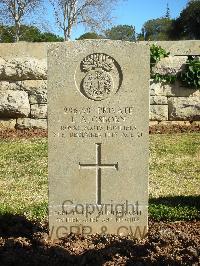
[65,26,72,41]
[15,21,20,42]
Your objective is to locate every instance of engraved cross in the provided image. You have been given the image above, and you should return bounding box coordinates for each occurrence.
[79,143,119,205]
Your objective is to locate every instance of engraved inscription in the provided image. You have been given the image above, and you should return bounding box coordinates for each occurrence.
[60,106,144,139]
[79,143,118,205]
[78,53,122,101]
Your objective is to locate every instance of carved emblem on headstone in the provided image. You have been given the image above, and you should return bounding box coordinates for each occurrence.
[78,53,122,101]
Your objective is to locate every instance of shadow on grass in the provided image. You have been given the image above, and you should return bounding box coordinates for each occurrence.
[149,195,200,221]
[149,195,200,209]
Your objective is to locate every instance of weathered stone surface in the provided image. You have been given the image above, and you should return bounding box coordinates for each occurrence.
[163,82,200,97]
[150,96,167,105]
[21,80,47,104]
[21,80,47,91]
[192,121,200,126]
[0,119,16,130]
[159,121,191,126]
[150,80,200,97]
[48,41,149,239]
[0,90,30,118]
[152,56,187,75]
[31,104,47,119]
[0,42,47,59]
[0,81,21,91]
[168,97,200,121]
[147,40,200,56]
[149,121,158,126]
[0,57,47,81]
[0,80,47,104]
[150,105,168,121]
[150,81,165,96]
[16,118,47,129]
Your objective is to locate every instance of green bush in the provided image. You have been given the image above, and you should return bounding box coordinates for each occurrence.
[150,45,200,88]
[150,44,176,84]
[179,56,200,88]
[150,44,170,70]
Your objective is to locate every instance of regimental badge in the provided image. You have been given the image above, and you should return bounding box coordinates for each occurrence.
[79,53,122,101]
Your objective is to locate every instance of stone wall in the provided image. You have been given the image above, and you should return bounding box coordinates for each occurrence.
[0,43,48,130]
[149,40,200,125]
[0,41,199,130]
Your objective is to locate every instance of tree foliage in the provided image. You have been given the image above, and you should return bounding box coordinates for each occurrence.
[77,31,103,40]
[0,24,64,42]
[165,3,170,19]
[0,0,43,42]
[105,24,135,41]
[169,0,200,40]
[139,18,173,41]
[50,0,124,41]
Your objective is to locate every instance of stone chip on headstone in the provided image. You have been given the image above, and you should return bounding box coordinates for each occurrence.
[48,40,149,240]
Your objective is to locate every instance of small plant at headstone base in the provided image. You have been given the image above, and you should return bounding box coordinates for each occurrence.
[179,56,200,89]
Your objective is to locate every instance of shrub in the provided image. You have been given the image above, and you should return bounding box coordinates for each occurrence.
[179,56,200,88]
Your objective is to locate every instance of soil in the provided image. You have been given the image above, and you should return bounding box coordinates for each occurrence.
[0,215,199,266]
[0,129,48,139]
[149,124,200,134]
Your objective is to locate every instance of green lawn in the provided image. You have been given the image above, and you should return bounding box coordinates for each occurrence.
[0,134,199,222]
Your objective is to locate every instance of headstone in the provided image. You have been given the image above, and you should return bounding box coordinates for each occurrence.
[48,40,149,240]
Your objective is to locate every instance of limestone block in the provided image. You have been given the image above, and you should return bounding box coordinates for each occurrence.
[147,40,200,56]
[163,82,200,97]
[16,118,47,130]
[0,80,47,104]
[150,81,167,96]
[152,56,187,75]
[0,90,30,118]
[149,121,158,126]
[21,80,47,104]
[159,121,191,126]
[150,80,200,97]
[0,119,16,130]
[0,57,47,81]
[168,97,200,121]
[0,42,47,59]
[192,121,200,126]
[150,96,167,105]
[31,104,47,119]
[150,105,168,121]
[0,81,21,91]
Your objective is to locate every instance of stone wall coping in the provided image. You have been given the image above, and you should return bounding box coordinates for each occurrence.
[141,40,200,56]
[0,40,199,58]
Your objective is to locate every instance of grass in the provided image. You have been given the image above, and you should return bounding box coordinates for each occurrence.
[0,138,47,221]
[149,133,200,221]
[0,133,199,222]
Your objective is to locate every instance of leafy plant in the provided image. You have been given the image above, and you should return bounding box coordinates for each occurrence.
[150,44,176,84]
[179,56,200,88]
[150,45,200,88]
[152,73,177,84]
[150,44,170,70]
